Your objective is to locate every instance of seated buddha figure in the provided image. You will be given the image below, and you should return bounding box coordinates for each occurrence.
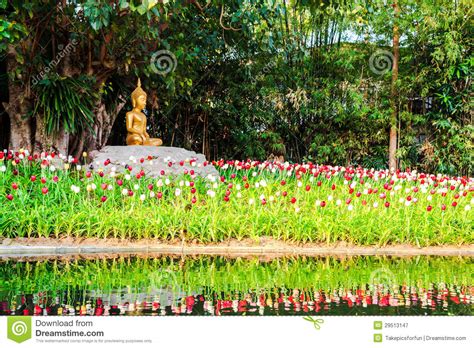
[126,79,163,146]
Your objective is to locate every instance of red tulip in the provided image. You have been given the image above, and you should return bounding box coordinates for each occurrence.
[282,191,288,197]
[452,201,457,207]
[384,202,390,208]
[157,192,163,199]
[86,171,92,178]
[30,175,37,182]
[192,196,197,204]
[280,180,286,186]
[128,190,134,197]
[317,181,322,187]
[320,201,326,207]
[6,194,13,201]
[224,196,229,202]
[356,192,361,197]
[11,183,18,190]
[53,176,59,182]
[191,188,196,194]
[291,197,296,204]
[427,205,432,212]
[305,185,311,191]
[148,184,154,190]
[41,187,48,195]
[331,184,336,190]
[101,196,107,202]
[441,204,446,211]
[101,183,108,190]
[116,179,123,186]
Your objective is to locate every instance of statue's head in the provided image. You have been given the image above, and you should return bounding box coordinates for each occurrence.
[131,78,147,110]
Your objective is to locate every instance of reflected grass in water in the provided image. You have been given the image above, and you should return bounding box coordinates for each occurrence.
[0,256,472,316]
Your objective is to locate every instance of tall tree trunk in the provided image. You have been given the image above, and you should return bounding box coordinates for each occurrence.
[2,46,33,152]
[389,0,400,171]
[82,97,126,156]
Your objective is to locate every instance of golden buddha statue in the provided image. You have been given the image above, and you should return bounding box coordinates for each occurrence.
[126,79,163,146]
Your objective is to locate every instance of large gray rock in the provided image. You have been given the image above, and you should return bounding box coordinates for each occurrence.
[89,146,219,178]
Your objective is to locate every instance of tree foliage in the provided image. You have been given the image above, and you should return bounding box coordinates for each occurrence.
[1,0,472,175]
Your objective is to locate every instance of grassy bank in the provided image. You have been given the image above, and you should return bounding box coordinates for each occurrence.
[0,151,472,246]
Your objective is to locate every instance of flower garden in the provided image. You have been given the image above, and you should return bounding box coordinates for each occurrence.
[1,149,472,246]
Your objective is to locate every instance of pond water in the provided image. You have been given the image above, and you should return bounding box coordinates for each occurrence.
[0,256,472,316]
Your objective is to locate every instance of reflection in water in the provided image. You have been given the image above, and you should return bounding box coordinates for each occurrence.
[0,284,473,316]
[0,256,472,316]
